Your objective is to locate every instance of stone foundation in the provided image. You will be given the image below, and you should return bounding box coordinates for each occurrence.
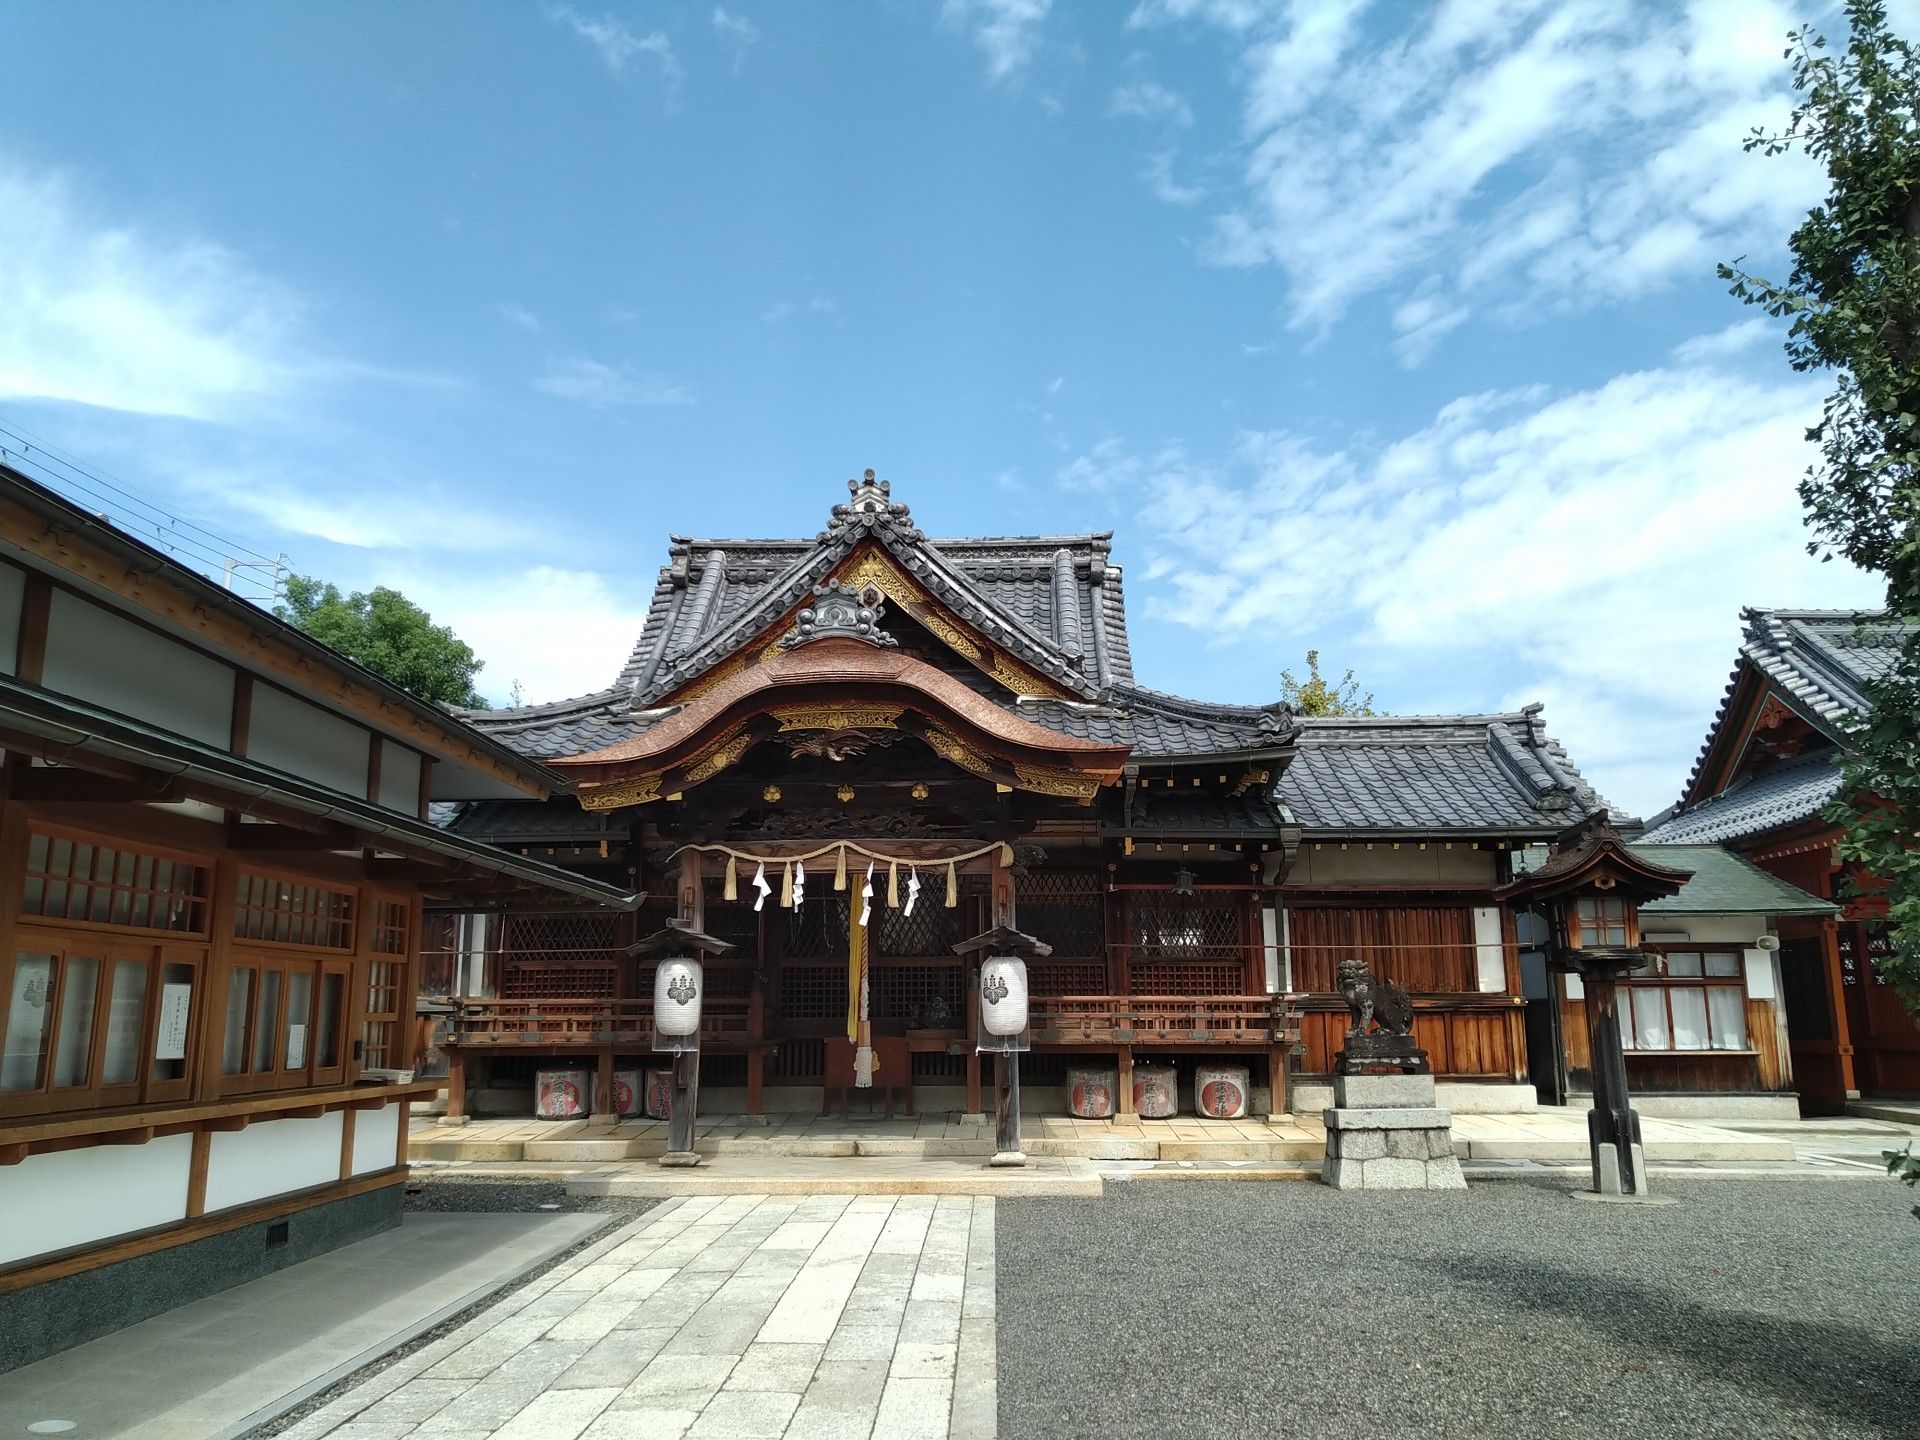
[1320,1073,1465,1191]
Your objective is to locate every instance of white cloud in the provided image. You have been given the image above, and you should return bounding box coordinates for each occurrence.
[1391,289,1470,368]
[534,357,694,407]
[1140,149,1206,205]
[549,6,681,86]
[398,564,649,706]
[1110,80,1193,125]
[1071,341,1882,815]
[0,161,303,421]
[763,296,839,323]
[943,0,1052,81]
[497,302,540,331]
[1168,0,1818,340]
[713,7,760,70]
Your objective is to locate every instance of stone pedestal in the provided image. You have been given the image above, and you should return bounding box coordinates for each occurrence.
[1320,1072,1465,1191]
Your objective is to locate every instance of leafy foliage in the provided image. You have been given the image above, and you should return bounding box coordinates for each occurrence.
[1889,1144,1920,1219]
[275,574,489,709]
[1723,0,1920,1007]
[1279,649,1375,717]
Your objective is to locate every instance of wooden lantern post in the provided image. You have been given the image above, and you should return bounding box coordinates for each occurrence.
[631,916,734,1167]
[954,924,1051,1167]
[1496,812,1691,1200]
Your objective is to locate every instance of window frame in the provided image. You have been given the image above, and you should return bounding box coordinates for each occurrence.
[217,947,353,1095]
[17,823,213,942]
[1618,945,1754,1055]
[232,866,357,953]
[0,933,209,1119]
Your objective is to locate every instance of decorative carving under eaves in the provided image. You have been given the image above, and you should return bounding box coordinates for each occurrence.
[786,730,899,762]
[579,774,664,812]
[773,704,904,733]
[682,726,758,785]
[1012,763,1102,802]
[780,580,898,651]
[922,725,994,778]
[738,807,961,839]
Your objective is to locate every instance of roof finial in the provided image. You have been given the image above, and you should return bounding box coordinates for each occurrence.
[847,468,891,513]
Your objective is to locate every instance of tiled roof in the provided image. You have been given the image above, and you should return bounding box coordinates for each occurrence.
[458,476,1293,763]
[1679,608,1914,802]
[449,798,621,843]
[1123,790,1286,836]
[1277,710,1608,836]
[1638,751,1844,845]
[1632,844,1836,918]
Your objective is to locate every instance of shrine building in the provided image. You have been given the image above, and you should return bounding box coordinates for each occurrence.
[432,472,1698,1122]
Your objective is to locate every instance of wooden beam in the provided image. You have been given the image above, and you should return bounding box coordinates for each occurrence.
[7,769,188,804]
[15,571,49,684]
[225,821,359,852]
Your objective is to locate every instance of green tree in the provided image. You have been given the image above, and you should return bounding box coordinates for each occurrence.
[1279,649,1375,717]
[275,574,489,708]
[1722,3,1920,1020]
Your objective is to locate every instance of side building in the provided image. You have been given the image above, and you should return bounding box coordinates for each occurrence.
[0,465,632,1371]
[1642,607,1918,1110]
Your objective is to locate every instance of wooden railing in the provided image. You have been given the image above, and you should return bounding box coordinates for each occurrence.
[1030,994,1299,1047]
[449,998,752,1049]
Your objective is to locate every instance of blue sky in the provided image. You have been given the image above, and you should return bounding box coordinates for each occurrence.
[0,0,1901,815]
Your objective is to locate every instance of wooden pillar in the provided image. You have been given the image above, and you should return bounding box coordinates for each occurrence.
[1821,918,1859,1098]
[1582,964,1643,1196]
[665,849,704,1159]
[446,1051,467,1119]
[1266,1042,1289,1119]
[1116,1044,1135,1117]
[746,983,765,1116]
[595,1047,615,1123]
[992,845,1023,1156]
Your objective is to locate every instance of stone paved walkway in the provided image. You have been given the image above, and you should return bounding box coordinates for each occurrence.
[276,1194,996,1440]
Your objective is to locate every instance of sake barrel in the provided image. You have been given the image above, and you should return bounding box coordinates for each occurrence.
[535,1067,590,1120]
[1132,1063,1178,1119]
[592,1068,645,1118]
[1067,1066,1117,1119]
[1194,1064,1250,1119]
[643,1067,674,1120]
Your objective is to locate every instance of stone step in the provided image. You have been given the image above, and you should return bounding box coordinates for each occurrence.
[567,1155,1104,1198]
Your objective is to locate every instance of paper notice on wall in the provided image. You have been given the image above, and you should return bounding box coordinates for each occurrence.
[155,982,193,1060]
[286,1023,307,1069]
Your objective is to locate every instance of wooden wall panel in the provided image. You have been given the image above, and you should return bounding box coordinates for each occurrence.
[1288,905,1476,993]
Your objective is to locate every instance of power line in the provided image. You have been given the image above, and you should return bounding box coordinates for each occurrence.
[0,412,293,603]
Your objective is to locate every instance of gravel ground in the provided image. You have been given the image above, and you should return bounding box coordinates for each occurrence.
[252,1179,656,1436]
[997,1177,1919,1440]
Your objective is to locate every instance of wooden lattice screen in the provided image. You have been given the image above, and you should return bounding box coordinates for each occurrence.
[1020,870,1107,995]
[500,910,621,999]
[1125,890,1247,996]
[1286,905,1476,993]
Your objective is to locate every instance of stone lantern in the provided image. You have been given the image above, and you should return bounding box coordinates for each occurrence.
[954,924,1051,1167]
[1496,812,1691,1200]
[630,917,734,1168]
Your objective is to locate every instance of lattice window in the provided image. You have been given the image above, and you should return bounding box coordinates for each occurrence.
[872,962,966,1025]
[23,830,209,935]
[1021,871,1105,958]
[502,964,616,999]
[785,897,850,960]
[702,880,762,954]
[501,911,620,962]
[1128,891,1242,961]
[1129,962,1245,996]
[875,896,962,957]
[370,899,409,956]
[1029,960,1107,997]
[779,963,847,1021]
[363,956,407,1070]
[235,872,354,949]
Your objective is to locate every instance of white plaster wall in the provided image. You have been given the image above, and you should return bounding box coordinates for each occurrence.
[248,683,372,798]
[204,1111,345,1213]
[350,1104,401,1175]
[1288,846,1497,886]
[0,1134,192,1265]
[1642,914,1781,946]
[378,744,423,815]
[1473,906,1505,991]
[0,560,24,674]
[43,590,234,747]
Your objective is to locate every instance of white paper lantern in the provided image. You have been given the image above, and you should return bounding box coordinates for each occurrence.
[653,958,704,1037]
[978,956,1029,1038]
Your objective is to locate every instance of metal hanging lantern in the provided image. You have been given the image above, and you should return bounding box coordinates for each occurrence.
[978,955,1030,1045]
[653,957,704,1050]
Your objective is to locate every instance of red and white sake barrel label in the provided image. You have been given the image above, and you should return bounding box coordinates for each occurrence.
[1133,1065,1177,1118]
[643,1067,673,1120]
[535,1069,588,1119]
[613,1076,636,1115]
[1067,1067,1117,1118]
[593,1069,644,1117]
[1195,1064,1250,1119]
